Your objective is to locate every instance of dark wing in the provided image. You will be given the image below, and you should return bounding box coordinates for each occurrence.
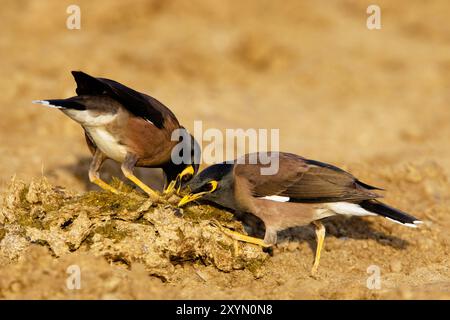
[71,71,176,129]
[304,159,383,191]
[236,153,382,203]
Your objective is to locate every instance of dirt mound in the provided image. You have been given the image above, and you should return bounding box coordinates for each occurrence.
[0,179,267,283]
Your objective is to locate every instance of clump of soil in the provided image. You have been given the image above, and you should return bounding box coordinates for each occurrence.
[0,178,267,281]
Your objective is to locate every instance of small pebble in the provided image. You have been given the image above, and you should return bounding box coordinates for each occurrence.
[405,165,422,183]
[167,194,181,205]
[390,260,402,273]
[104,277,121,291]
[101,293,119,300]
[286,242,299,252]
[9,281,23,293]
[418,238,434,250]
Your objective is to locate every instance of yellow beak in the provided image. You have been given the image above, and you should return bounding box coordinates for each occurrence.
[177,180,218,207]
[177,192,206,207]
[164,180,177,194]
[164,165,195,194]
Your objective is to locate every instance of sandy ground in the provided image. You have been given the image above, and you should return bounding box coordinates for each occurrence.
[0,0,449,299]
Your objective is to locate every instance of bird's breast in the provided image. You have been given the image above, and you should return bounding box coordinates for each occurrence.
[85,126,128,162]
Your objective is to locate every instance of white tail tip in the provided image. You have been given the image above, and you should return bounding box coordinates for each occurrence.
[386,217,423,228]
[32,100,61,108]
[32,100,48,105]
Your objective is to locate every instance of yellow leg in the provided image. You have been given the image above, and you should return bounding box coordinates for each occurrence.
[124,172,160,199]
[89,149,120,194]
[311,221,326,275]
[122,153,160,199]
[91,177,120,194]
[212,221,271,248]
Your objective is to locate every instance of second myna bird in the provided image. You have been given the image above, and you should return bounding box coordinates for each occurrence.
[33,71,199,198]
[178,152,422,273]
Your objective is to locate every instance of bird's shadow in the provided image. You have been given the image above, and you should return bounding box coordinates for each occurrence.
[235,212,409,253]
[53,156,165,192]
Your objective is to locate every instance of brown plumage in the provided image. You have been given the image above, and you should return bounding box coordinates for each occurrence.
[178,152,421,273]
[236,153,381,203]
[33,71,200,198]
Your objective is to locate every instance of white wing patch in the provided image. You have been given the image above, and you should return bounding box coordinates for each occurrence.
[259,195,290,202]
[327,202,376,216]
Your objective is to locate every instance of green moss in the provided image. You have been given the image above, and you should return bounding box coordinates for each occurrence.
[217,240,234,252]
[183,205,235,223]
[41,198,66,213]
[18,186,31,210]
[9,182,69,230]
[94,221,128,241]
[244,256,267,275]
[15,209,46,230]
[74,177,148,214]
[110,177,137,193]
[77,190,145,214]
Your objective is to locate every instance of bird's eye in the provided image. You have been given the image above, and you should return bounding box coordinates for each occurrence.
[182,174,192,182]
[196,181,218,193]
[208,181,218,192]
[197,184,211,193]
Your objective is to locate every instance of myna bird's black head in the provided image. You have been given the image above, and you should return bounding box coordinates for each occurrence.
[177,163,235,208]
[163,133,201,193]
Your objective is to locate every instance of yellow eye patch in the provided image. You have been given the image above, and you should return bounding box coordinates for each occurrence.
[208,180,218,192]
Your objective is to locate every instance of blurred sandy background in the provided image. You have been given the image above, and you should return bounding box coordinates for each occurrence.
[0,0,449,299]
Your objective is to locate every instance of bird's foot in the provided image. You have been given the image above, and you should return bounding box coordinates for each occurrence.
[311,264,319,276]
[91,177,120,194]
[123,173,160,201]
[212,221,271,248]
[311,221,326,276]
[140,186,161,201]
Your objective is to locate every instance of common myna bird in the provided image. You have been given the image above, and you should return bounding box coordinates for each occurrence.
[33,71,199,199]
[178,152,422,273]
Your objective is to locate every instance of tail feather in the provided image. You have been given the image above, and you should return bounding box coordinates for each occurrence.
[360,200,422,228]
[32,98,86,110]
[71,70,107,96]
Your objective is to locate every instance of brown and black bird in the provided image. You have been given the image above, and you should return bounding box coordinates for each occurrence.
[33,71,199,198]
[178,152,422,273]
